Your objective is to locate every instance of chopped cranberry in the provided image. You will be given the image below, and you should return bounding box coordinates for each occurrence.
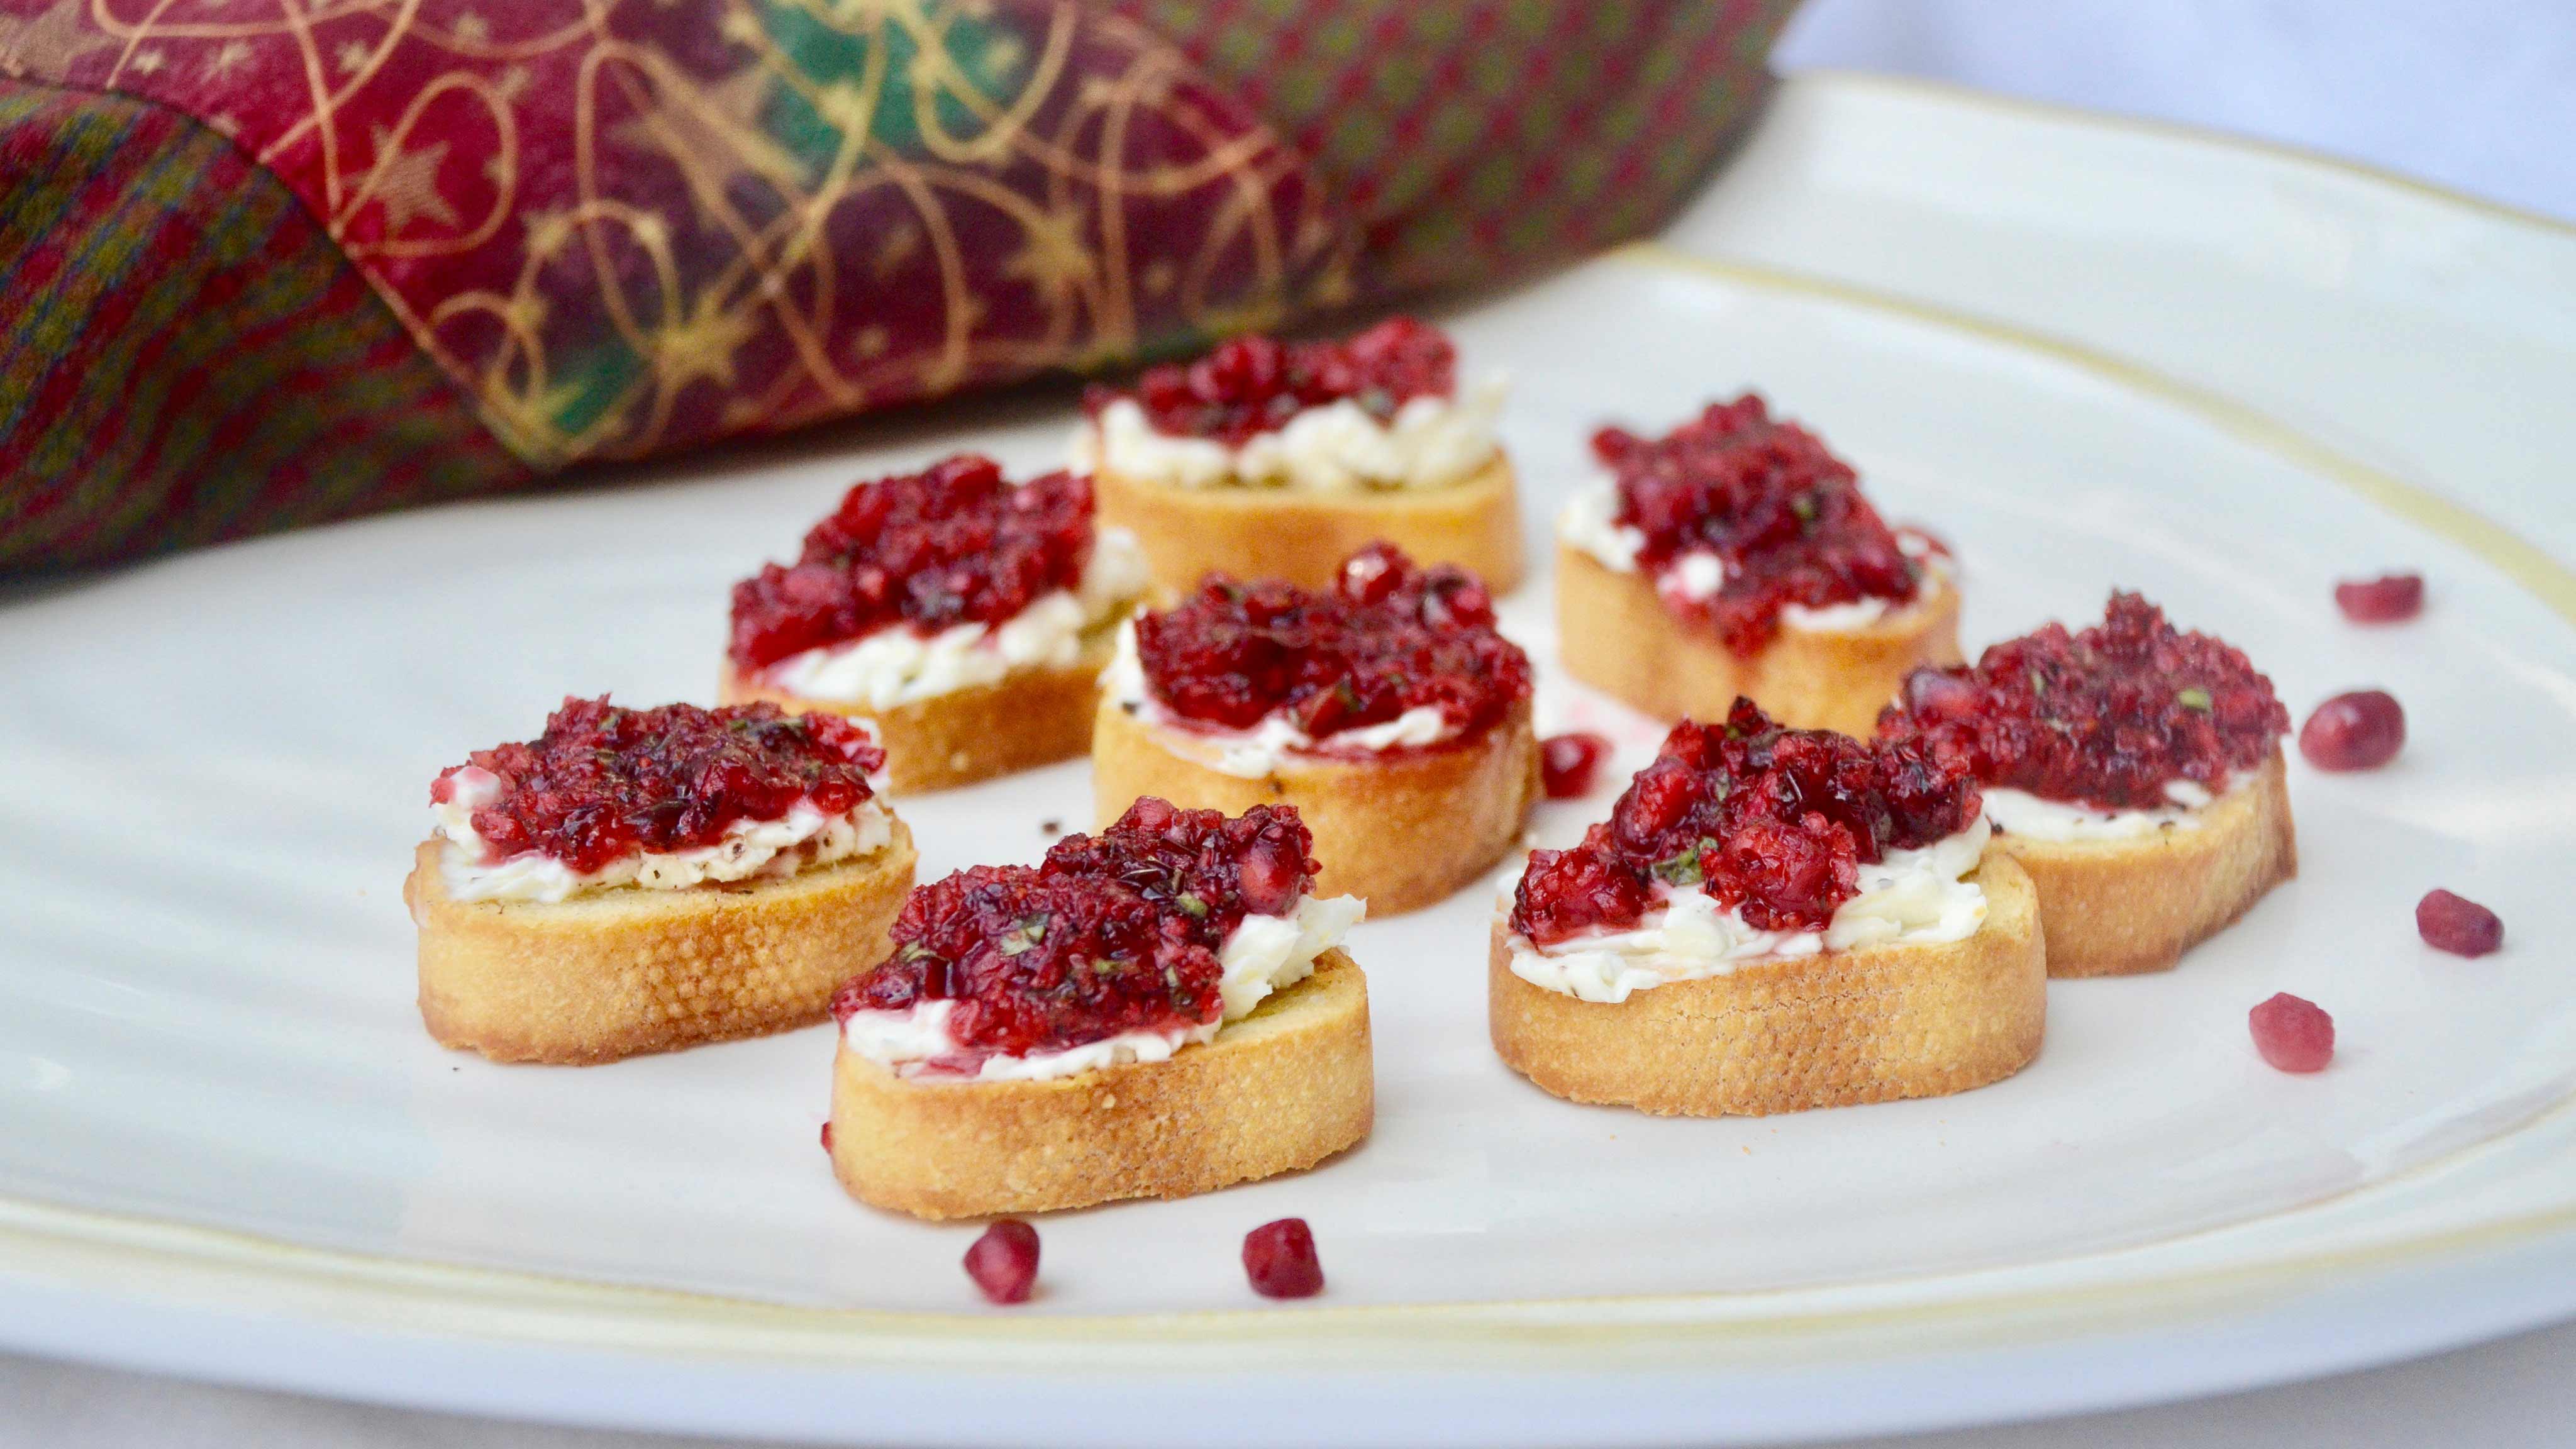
[2299,690,2406,771]
[1539,732,1613,798]
[1511,843,1655,945]
[728,455,1098,671]
[433,698,882,875]
[2417,889,2504,957]
[963,1220,1041,1305]
[1040,798,1319,943]
[1877,592,2290,810]
[1513,699,1980,943]
[1135,544,1529,745]
[831,801,1318,1058]
[1590,395,1921,655]
[819,1121,833,1152]
[2335,574,2424,623]
[2248,993,2335,1073]
[1241,1218,1324,1299]
[1086,317,1455,448]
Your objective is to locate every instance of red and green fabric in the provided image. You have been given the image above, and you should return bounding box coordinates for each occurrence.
[0,0,1793,574]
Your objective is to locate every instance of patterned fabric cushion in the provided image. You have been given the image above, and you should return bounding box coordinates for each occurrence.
[0,0,1793,573]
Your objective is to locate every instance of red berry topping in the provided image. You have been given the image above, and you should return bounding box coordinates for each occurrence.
[1877,592,2289,810]
[728,454,1099,671]
[1512,699,1980,944]
[818,1121,833,1152]
[431,698,883,875]
[832,801,1319,1059]
[1591,395,1922,655]
[2335,573,2424,623]
[964,1220,1041,1305]
[2298,690,2406,771]
[1539,732,1613,798]
[2248,993,2334,1073]
[1087,317,1455,448]
[1241,1218,1324,1299]
[1135,543,1530,744]
[2417,889,2504,957]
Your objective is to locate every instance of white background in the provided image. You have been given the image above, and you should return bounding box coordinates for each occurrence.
[10,1,2576,1443]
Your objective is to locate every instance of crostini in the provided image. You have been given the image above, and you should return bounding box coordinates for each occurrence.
[1072,316,1524,595]
[1490,700,2044,1116]
[719,453,1149,791]
[827,799,1373,1219]
[1555,395,1960,737]
[1092,543,1540,916]
[1876,591,2297,977]
[408,698,918,1064]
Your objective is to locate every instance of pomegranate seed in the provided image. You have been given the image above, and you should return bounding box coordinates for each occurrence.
[2417,889,2504,957]
[2334,574,2424,623]
[1539,732,1612,798]
[963,1220,1040,1305]
[2298,691,2404,770]
[1241,1217,1324,1299]
[2248,993,2334,1073]
[818,1120,833,1152]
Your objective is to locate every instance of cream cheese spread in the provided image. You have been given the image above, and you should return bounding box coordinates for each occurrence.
[1557,479,1945,633]
[760,528,1148,709]
[841,892,1366,1081]
[432,767,893,904]
[1982,775,2226,841]
[1073,375,1506,493]
[1102,621,1459,777]
[1504,816,1992,1004]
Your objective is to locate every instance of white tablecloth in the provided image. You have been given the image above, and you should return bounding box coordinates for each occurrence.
[8,1321,2576,1446]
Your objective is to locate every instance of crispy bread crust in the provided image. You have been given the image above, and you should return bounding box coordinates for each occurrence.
[1990,749,2297,977]
[1488,856,2045,1116]
[407,820,918,1065]
[718,635,1110,792]
[1090,695,1540,916]
[1093,453,1525,597]
[828,951,1374,1219]
[1553,541,1962,738]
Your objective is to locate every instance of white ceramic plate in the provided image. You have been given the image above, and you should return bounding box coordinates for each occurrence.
[4,75,2575,1448]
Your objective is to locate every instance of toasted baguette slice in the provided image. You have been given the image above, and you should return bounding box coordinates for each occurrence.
[407,821,918,1065]
[1091,696,1539,916]
[1489,855,2043,1116]
[1554,541,1962,738]
[1990,749,2297,977]
[829,950,1372,1219]
[718,633,1111,792]
[1094,454,1524,598]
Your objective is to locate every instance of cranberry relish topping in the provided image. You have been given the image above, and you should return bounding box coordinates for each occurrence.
[432,698,882,875]
[1511,700,1980,946]
[1135,543,1531,744]
[1592,395,1923,655]
[728,454,1097,672]
[1084,317,1456,449]
[832,800,1318,1059]
[1876,592,2289,812]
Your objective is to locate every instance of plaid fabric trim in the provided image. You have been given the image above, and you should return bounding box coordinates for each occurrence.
[0,79,516,574]
[1103,0,1794,294]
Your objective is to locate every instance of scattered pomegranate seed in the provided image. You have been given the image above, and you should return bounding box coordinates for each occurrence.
[818,1121,833,1152]
[1242,1218,1324,1299]
[2417,889,2504,957]
[1539,732,1613,798]
[2298,690,2405,770]
[2248,993,2334,1073]
[2335,574,2424,623]
[963,1220,1041,1305]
